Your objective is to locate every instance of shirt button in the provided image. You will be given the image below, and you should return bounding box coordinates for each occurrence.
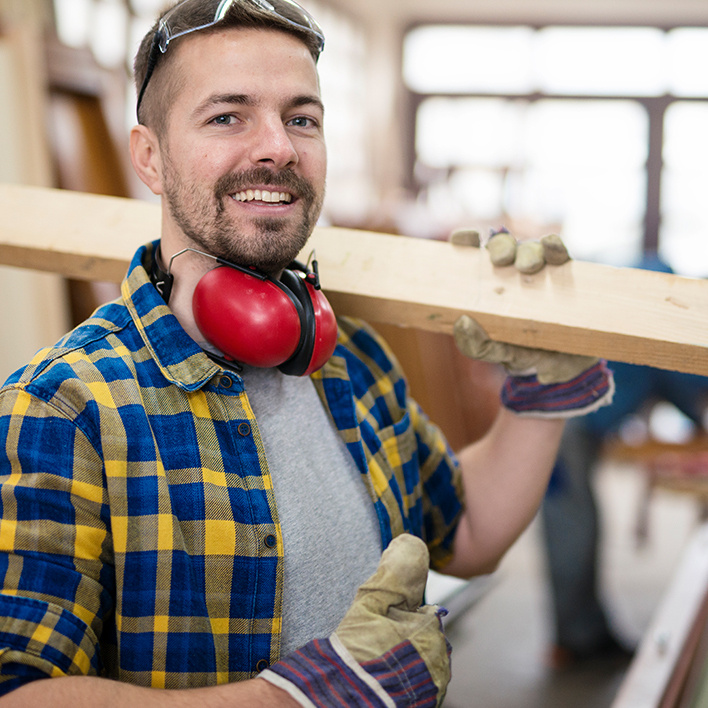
[238,422,251,436]
[220,375,233,389]
[264,534,277,549]
[255,659,269,672]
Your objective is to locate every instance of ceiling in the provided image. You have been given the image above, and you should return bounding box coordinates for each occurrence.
[326,0,708,28]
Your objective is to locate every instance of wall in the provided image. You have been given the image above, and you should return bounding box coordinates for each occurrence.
[0,17,70,381]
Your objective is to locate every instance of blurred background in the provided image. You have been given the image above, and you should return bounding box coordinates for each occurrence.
[3,1,708,705]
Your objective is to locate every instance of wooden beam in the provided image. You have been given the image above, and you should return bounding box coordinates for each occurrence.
[2,183,708,376]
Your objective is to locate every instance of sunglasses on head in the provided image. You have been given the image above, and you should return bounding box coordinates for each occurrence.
[136,0,325,121]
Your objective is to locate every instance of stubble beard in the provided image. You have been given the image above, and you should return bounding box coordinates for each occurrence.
[162,161,325,275]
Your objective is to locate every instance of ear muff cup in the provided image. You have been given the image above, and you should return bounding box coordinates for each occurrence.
[192,264,337,376]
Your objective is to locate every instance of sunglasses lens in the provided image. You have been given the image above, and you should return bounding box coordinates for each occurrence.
[267,0,324,47]
[158,0,224,49]
[159,0,323,52]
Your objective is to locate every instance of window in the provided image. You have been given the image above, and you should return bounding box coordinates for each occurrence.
[404,24,708,275]
[662,102,708,276]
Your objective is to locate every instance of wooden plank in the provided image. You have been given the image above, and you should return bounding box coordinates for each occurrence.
[2,183,708,376]
[612,523,708,708]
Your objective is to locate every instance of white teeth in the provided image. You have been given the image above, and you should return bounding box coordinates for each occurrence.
[233,190,293,204]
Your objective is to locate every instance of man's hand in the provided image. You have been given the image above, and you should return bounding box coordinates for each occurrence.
[450,226,570,274]
[453,315,597,385]
[260,534,451,707]
[450,227,614,417]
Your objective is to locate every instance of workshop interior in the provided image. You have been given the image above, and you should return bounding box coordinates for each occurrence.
[2,0,708,705]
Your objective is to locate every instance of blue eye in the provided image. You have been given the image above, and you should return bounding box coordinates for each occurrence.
[288,116,320,129]
[212,114,235,126]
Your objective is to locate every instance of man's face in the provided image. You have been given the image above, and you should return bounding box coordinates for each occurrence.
[155,27,327,274]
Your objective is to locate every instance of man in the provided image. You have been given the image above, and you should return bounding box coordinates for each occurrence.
[0,0,613,705]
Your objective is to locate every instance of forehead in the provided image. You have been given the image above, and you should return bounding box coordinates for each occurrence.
[169,26,321,99]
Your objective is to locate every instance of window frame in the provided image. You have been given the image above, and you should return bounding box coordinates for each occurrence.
[403,19,708,254]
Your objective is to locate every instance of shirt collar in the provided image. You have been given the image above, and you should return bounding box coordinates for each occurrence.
[122,241,222,391]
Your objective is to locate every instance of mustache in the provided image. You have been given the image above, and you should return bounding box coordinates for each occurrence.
[214,167,316,203]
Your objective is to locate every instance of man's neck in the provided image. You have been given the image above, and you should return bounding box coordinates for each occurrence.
[158,233,213,347]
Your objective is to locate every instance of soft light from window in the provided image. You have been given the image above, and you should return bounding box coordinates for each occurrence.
[91,0,128,68]
[447,169,506,221]
[517,100,646,262]
[667,28,708,97]
[524,100,647,168]
[53,0,92,48]
[404,26,534,94]
[535,27,666,96]
[128,0,166,14]
[664,102,708,168]
[416,97,524,168]
[661,102,708,276]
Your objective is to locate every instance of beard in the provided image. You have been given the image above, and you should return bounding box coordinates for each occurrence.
[162,160,325,275]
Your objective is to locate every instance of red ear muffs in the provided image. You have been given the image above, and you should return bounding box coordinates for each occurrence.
[192,262,337,376]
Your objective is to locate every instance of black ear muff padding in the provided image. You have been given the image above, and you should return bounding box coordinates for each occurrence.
[277,268,317,376]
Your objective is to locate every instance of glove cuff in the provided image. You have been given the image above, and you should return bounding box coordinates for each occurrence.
[501,361,615,418]
[260,634,440,708]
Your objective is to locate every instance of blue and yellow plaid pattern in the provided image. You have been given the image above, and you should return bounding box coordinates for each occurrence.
[0,242,462,694]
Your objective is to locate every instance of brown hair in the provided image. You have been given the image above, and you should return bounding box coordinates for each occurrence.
[134,0,323,134]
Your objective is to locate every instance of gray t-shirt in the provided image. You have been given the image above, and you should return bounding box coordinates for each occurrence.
[240,366,382,657]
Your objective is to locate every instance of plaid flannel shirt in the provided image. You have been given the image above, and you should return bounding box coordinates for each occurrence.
[0,242,462,694]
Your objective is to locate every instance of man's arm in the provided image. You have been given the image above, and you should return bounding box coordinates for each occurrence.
[440,229,613,578]
[441,408,564,578]
[0,675,296,707]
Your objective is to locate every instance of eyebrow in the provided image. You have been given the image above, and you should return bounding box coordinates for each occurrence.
[192,92,324,120]
[288,95,325,114]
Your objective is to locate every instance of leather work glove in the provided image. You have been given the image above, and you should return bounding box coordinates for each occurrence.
[260,534,451,707]
[449,227,614,417]
[453,315,597,386]
[450,226,571,274]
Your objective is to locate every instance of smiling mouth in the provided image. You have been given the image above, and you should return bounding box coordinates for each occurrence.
[231,189,294,205]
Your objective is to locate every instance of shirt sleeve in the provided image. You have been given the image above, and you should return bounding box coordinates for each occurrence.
[0,385,111,695]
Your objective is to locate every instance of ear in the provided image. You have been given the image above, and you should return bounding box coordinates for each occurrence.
[130,124,164,195]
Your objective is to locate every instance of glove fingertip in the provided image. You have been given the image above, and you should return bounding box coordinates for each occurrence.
[354,534,429,611]
[514,241,545,274]
[486,231,517,267]
[385,533,429,565]
[541,233,571,265]
[450,228,481,248]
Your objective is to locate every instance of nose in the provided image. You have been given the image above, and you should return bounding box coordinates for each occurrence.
[248,117,299,170]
